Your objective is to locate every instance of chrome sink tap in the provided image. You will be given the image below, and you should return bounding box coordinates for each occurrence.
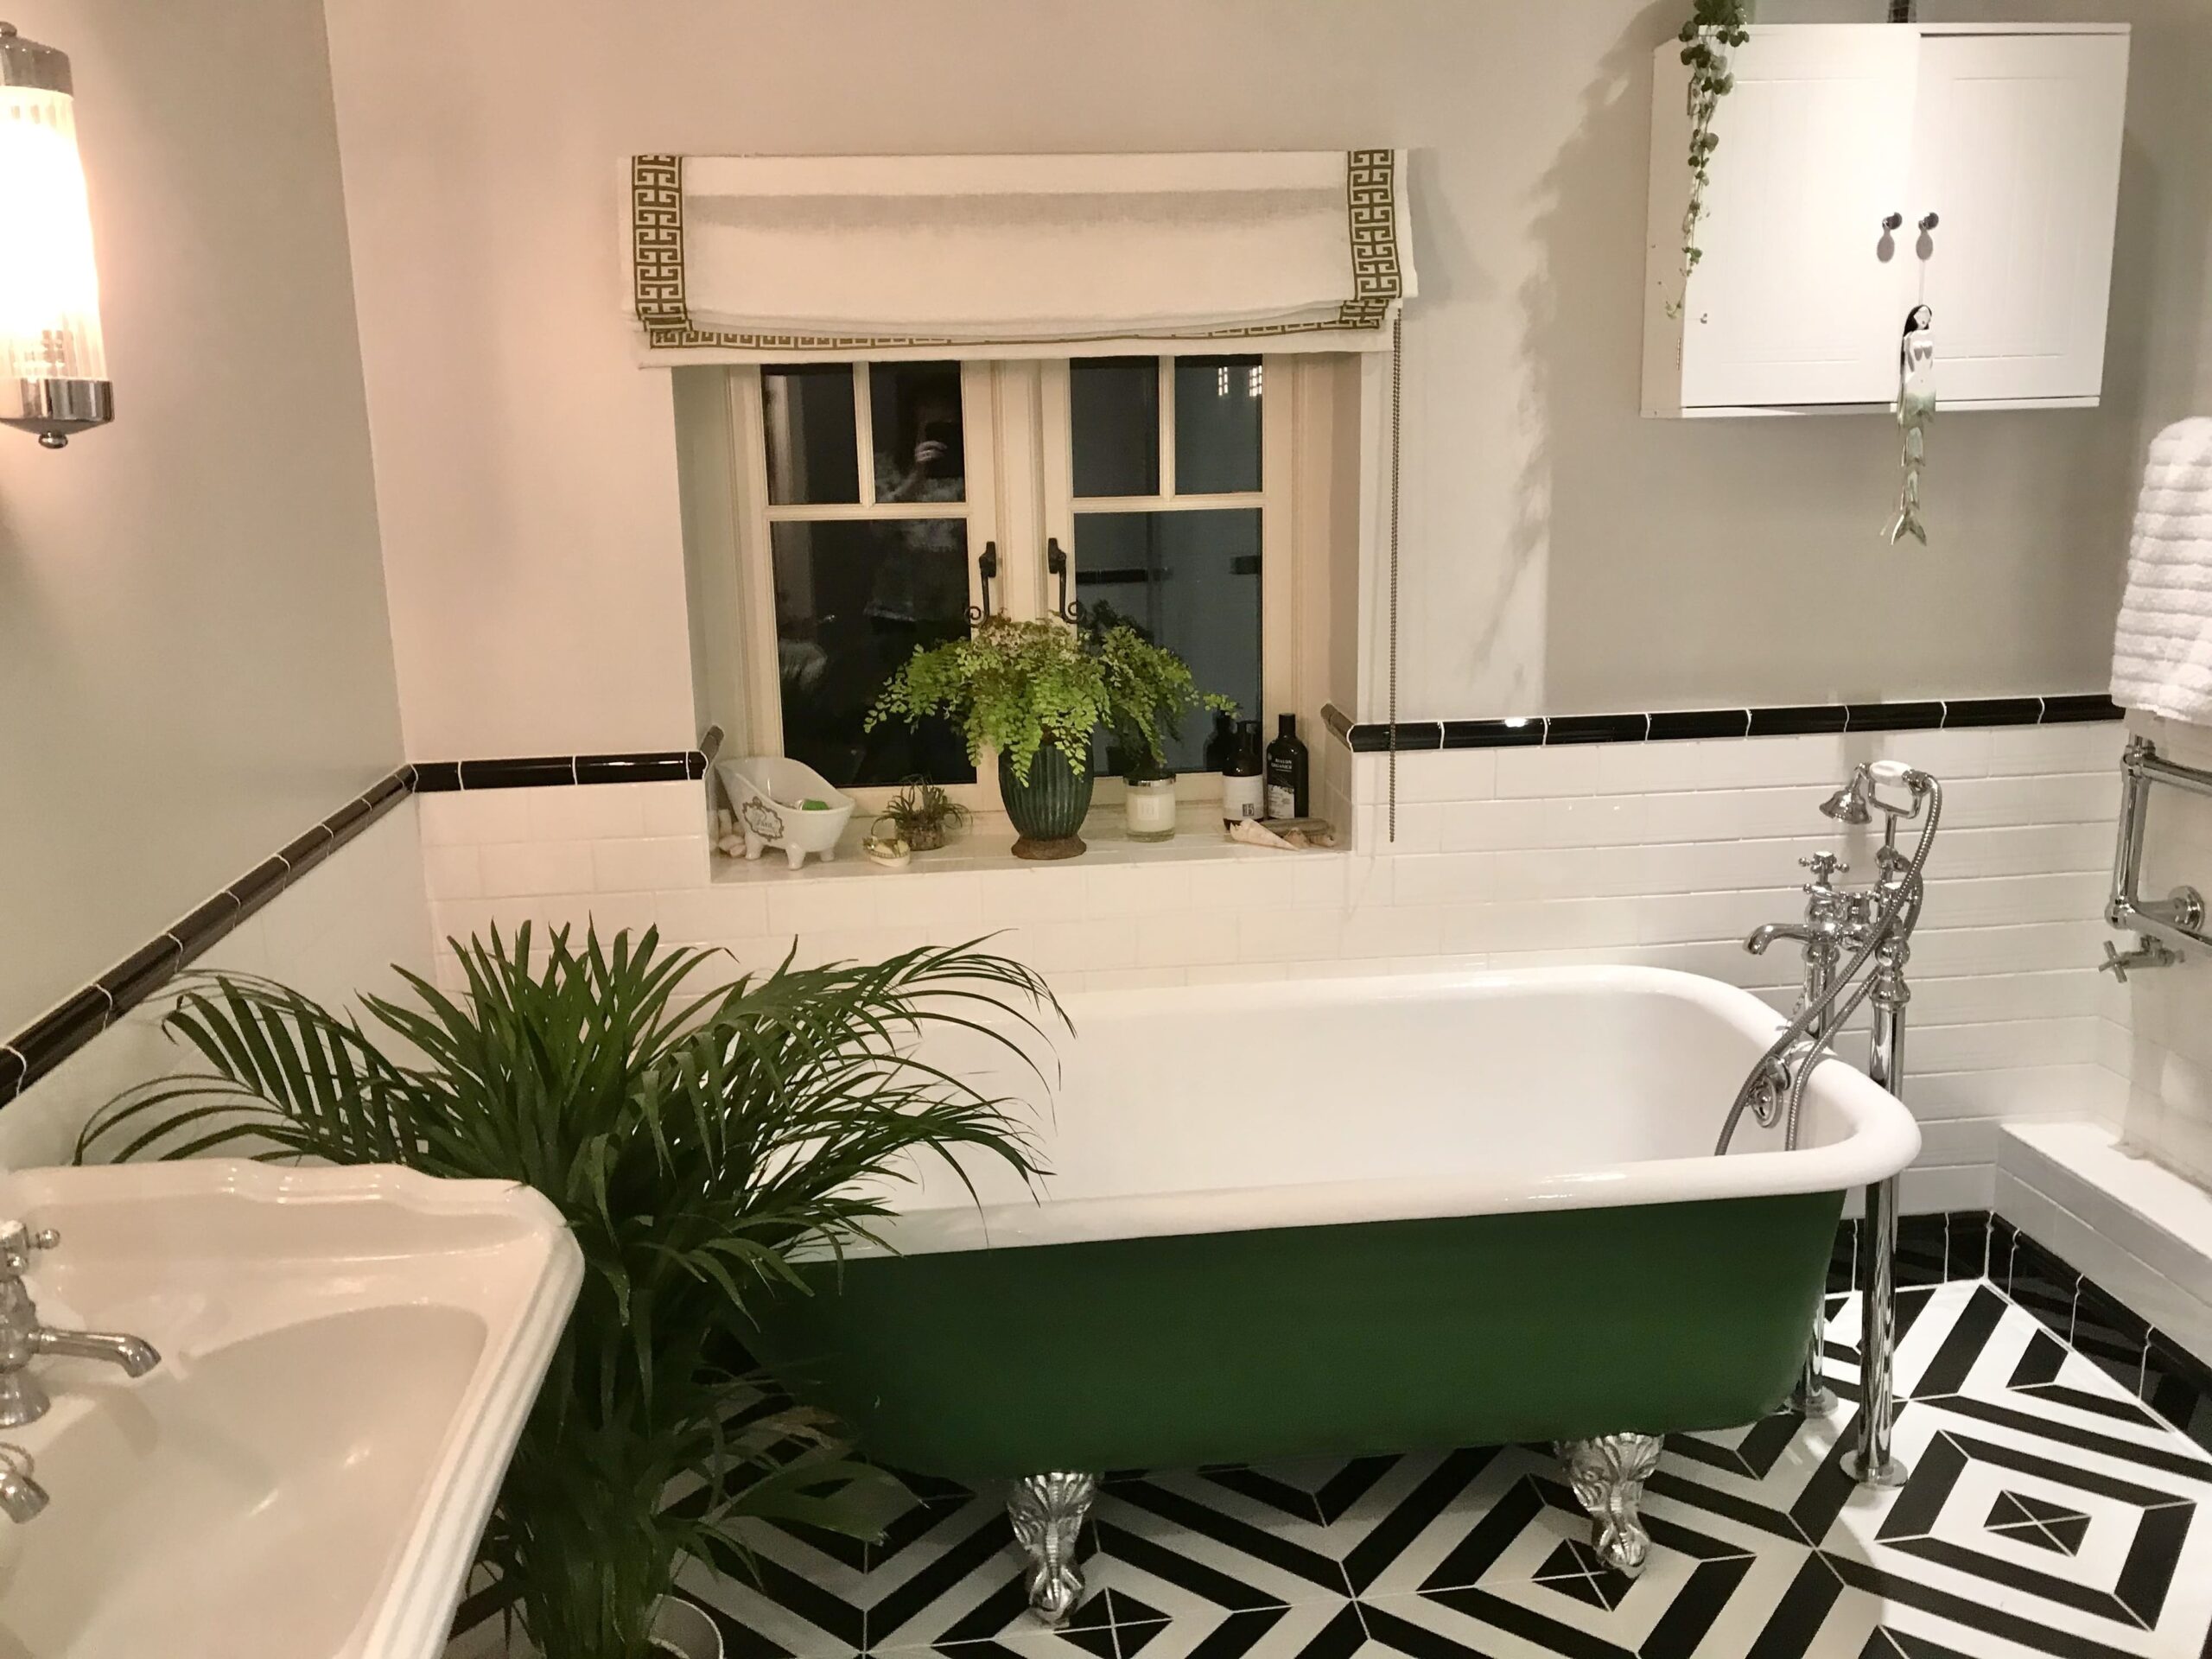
[0,1220,160,1431]
[0,1444,46,1522]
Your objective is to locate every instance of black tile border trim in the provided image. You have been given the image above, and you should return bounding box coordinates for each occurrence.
[0,765,417,1109]
[1442,717,1543,749]
[1341,719,1442,754]
[1325,693,2123,753]
[1991,1213,2212,1454]
[1548,712,1649,746]
[414,749,710,791]
[0,747,720,1110]
[1831,1208,2212,1457]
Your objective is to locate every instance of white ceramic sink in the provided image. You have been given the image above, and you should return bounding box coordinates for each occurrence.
[0,1161,582,1659]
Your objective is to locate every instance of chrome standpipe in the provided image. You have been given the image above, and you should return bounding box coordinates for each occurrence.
[1846,824,1919,1488]
[1746,855,1848,1416]
[1008,1471,1096,1626]
[1726,764,1941,1482]
[1791,1316,1838,1419]
[1844,1173,1910,1488]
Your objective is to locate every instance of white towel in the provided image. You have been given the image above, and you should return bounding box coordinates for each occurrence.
[2113,417,2212,726]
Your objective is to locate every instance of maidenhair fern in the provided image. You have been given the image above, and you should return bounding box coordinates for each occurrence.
[868,613,1233,785]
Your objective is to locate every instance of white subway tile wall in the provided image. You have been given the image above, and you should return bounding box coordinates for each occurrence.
[1998,1121,2212,1362]
[417,726,2132,1210]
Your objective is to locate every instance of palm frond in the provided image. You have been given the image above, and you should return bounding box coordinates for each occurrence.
[79,925,1065,1659]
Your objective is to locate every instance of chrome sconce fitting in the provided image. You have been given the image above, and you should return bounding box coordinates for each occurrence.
[1,22,113,449]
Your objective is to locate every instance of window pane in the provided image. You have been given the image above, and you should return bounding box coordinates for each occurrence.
[869,362,965,504]
[762,366,859,505]
[1074,508,1260,773]
[1173,356,1262,494]
[1071,357,1159,497]
[770,520,976,788]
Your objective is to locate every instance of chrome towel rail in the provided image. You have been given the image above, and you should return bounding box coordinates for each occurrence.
[2103,737,2212,979]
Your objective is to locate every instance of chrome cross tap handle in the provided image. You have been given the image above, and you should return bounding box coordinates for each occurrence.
[0,1224,57,1274]
[0,1220,159,1431]
[2101,937,2182,984]
[1800,852,1847,887]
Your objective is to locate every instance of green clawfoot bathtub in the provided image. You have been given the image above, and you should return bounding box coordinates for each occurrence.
[751,965,1920,1620]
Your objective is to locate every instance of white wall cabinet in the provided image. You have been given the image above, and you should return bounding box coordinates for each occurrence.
[1642,23,2129,417]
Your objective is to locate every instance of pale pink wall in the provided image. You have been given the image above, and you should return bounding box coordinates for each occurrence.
[324,0,2212,760]
[0,0,404,1033]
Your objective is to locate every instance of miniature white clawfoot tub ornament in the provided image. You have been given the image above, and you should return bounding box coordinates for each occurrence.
[715,757,855,869]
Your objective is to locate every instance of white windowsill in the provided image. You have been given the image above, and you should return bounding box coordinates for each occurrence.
[710,803,1342,884]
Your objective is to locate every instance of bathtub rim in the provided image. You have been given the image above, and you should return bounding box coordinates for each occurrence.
[849,963,1921,1258]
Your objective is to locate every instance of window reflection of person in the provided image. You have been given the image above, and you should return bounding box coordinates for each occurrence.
[863,370,970,782]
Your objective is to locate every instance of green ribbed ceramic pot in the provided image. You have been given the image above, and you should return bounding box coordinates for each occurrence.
[1000,750,1092,860]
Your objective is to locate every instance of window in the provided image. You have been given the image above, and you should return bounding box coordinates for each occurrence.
[747,361,991,789]
[1047,356,1282,776]
[702,354,1308,813]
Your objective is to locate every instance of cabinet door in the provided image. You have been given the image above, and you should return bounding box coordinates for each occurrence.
[1678,27,1917,410]
[1909,32,2128,404]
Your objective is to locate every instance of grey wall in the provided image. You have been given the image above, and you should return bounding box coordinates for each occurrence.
[326,0,2212,759]
[1408,0,2212,716]
[0,0,404,1033]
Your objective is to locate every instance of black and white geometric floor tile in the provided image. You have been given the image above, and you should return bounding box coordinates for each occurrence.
[676,1283,2212,1659]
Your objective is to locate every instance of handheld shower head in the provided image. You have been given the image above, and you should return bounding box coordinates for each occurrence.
[1819,767,1876,824]
[1820,760,1927,826]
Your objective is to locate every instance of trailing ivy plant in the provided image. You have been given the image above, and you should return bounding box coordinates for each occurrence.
[868,614,1234,785]
[1666,0,1752,320]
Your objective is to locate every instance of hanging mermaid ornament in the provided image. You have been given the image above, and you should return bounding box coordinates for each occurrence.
[1887,304,1935,545]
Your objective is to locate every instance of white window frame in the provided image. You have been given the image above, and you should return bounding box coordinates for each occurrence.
[1039,355,1292,807]
[717,353,1295,817]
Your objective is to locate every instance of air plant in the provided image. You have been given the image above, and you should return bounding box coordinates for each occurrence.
[874,777,971,852]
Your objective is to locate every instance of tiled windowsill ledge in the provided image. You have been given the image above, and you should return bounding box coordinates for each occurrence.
[710,804,1344,885]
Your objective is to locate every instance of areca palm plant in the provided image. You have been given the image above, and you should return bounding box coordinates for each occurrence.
[77,925,1062,1659]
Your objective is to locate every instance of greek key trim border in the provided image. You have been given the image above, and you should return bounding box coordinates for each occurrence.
[1337,148,1402,329]
[631,154,690,335]
[631,149,1403,353]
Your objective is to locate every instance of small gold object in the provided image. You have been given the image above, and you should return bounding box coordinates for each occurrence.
[862,835,912,869]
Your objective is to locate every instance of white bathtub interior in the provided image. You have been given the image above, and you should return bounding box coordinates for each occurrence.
[855,966,1920,1254]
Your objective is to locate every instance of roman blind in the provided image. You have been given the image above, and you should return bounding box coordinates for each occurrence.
[628,149,1414,363]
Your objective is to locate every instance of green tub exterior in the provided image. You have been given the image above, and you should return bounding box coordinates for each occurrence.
[750,1189,1844,1481]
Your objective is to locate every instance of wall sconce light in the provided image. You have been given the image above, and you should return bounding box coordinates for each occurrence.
[1,22,111,448]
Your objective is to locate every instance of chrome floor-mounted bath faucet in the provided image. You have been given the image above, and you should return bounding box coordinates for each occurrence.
[1725,760,1943,1492]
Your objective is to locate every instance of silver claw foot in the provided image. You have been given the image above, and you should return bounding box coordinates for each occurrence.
[1007,1471,1096,1626]
[1556,1433,1663,1578]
